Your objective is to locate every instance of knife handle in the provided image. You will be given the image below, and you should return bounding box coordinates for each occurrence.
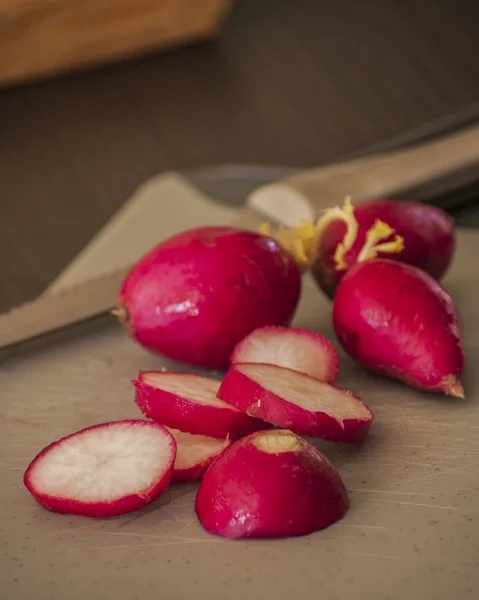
[248,124,479,226]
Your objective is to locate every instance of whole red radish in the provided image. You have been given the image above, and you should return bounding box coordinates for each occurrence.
[332,258,464,397]
[24,420,176,518]
[231,325,339,384]
[195,429,349,539]
[166,428,231,483]
[218,362,373,444]
[134,371,268,439]
[311,198,455,298]
[115,226,301,369]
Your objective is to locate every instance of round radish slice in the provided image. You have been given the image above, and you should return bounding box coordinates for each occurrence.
[23,420,176,518]
[195,429,349,539]
[133,371,268,440]
[231,326,339,383]
[218,363,373,444]
[166,428,232,483]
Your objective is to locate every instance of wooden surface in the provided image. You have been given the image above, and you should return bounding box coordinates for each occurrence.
[1,0,479,313]
[0,0,232,88]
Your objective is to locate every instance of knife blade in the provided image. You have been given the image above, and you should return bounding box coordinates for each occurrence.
[0,268,129,350]
[0,176,278,351]
[247,123,479,226]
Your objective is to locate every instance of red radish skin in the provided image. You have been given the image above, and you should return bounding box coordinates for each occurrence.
[218,363,373,445]
[332,258,465,397]
[312,199,455,298]
[23,420,176,518]
[231,325,339,384]
[166,428,232,483]
[195,429,349,539]
[134,371,268,440]
[115,226,301,369]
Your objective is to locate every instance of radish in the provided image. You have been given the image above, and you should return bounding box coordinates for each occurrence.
[195,429,349,539]
[166,428,232,483]
[311,198,455,298]
[332,258,465,397]
[218,362,373,444]
[260,198,455,299]
[231,325,339,384]
[114,226,301,369]
[23,420,176,518]
[312,200,455,297]
[134,371,268,440]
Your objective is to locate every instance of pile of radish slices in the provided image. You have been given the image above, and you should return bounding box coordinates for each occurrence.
[24,197,466,541]
[25,326,365,538]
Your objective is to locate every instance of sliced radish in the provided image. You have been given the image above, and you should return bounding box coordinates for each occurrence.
[133,371,268,440]
[195,429,349,539]
[23,420,176,518]
[218,363,373,445]
[166,428,232,483]
[231,326,339,384]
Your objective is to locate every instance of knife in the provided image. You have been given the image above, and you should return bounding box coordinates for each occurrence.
[1,120,479,351]
[246,122,479,226]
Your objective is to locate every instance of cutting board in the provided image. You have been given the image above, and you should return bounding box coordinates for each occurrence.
[1,176,478,600]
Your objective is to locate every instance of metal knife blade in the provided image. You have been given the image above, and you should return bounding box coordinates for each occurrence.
[0,268,129,350]
[0,202,270,351]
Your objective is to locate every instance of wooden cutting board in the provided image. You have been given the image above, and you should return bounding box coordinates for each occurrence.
[1,224,478,600]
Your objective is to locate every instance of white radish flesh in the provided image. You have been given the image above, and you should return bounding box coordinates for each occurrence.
[24,420,176,518]
[218,362,373,444]
[166,428,231,483]
[232,326,339,383]
[134,371,268,439]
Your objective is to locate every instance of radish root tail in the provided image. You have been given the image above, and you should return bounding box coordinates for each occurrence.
[441,376,465,399]
[111,303,134,335]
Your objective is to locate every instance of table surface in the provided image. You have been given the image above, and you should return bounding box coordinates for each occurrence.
[1,0,479,313]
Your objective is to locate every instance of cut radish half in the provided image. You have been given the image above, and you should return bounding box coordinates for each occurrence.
[231,326,339,383]
[166,428,232,483]
[23,420,176,518]
[133,371,268,440]
[195,429,349,539]
[218,363,373,444]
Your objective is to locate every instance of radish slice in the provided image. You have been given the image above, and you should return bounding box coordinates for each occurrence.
[218,363,373,445]
[195,429,349,539]
[231,326,339,383]
[166,428,232,483]
[133,371,268,440]
[23,420,176,518]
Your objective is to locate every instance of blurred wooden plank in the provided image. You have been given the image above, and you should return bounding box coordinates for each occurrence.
[0,0,232,87]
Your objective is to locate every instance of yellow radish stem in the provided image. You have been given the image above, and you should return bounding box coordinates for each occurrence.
[356,219,405,264]
[259,197,405,272]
